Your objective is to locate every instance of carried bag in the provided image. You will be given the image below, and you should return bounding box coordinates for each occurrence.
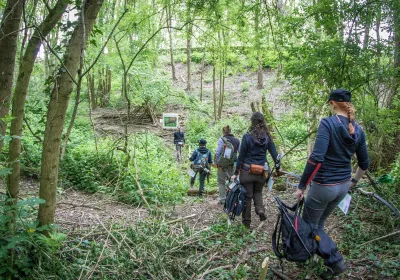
[217,137,235,170]
[193,149,210,172]
[224,181,247,220]
[272,197,317,263]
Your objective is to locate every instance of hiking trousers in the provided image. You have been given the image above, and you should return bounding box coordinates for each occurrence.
[240,171,265,227]
[302,180,350,229]
[190,171,207,196]
[217,166,234,203]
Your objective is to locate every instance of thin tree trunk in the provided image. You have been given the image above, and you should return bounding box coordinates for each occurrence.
[7,0,69,213]
[213,55,217,121]
[376,3,381,61]
[98,68,104,106]
[88,72,97,109]
[387,0,400,107]
[186,24,192,91]
[255,0,263,89]
[0,0,24,155]
[363,3,371,51]
[218,70,223,119]
[200,52,205,101]
[60,74,83,161]
[167,5,177,81]
[38,0,103,228]
[106,67,111,106]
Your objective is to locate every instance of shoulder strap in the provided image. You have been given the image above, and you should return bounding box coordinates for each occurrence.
[271,213,284,259]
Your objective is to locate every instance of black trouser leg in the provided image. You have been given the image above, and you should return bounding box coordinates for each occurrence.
[199,172,207,196]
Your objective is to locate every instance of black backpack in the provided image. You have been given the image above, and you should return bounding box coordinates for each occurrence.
[272,197,317,263]
[224,181,247,220]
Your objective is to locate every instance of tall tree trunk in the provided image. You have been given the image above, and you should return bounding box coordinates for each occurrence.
[106,67,111,106]
[212,54,216,121]
[38,0,104,228]
[255,0,263,89]
[7,0,69,214]
[186,24,192,91]
[376,3,381,61]
[97,68,104,106]
[0,0,24,155]
[186,0,192,91]
[88,72,97,109]
[363,2,371,51]
[200,51,205,101]
[218,70,222,119]
[167,5,177,81]
[386,0,400,107]
[363,24,370,50]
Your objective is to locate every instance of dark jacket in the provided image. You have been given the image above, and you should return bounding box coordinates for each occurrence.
[174,132,185,144]
[190,147,213,164]
[234,133,278,175]
[299,115,370,188]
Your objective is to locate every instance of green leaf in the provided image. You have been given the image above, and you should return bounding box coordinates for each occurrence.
[17,197,46,206]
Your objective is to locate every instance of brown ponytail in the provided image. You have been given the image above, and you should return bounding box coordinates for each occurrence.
[332,101,356,135]
[345,102,356,135]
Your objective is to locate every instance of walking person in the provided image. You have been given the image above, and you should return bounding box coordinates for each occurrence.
[214,125,240,204]
[231,112,281,228]
[173,127,185,162]
[295,89,370,278]
[189,139,213,197]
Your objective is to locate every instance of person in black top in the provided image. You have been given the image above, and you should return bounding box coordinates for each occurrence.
[189,139,213,196]
[295,89,370,278]
[231,112,280,228]
[174,127,185,161]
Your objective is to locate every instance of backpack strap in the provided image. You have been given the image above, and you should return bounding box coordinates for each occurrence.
[272,212,284,259]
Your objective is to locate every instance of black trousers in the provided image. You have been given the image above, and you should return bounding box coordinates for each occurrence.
[190,171,207,195]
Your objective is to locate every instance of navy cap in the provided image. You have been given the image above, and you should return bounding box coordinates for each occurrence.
[199,138,207,145]
[328,89,351,103]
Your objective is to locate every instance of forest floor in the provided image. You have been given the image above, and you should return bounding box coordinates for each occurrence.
[15,176,366,280]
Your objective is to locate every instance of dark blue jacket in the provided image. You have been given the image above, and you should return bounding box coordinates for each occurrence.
[174,132,185,144]
[234,133,278,175]
[190,147,213,164]
[299,115,370,188]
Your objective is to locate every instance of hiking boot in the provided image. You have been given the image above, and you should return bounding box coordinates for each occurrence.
[321,260,347,279]
[258,212,267,221]
[242,222,250,229]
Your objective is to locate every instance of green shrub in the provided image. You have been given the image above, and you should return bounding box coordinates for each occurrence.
[61,134,188,206]
[0,195,63,278]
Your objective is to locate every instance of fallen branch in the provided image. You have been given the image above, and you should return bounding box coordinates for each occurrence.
[251,221,265,236]
[198,264,233,279]
[270,268,290,280]
[83,224,111,280]
[57,202,102,210]
[359,230,400,247]
[249,247,269,255]
[166,214,197,225]
[132,134,151,209]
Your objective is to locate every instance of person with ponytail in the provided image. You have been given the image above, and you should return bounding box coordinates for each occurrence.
[295,89,370,278]
[231,112,280,228]
[214,125,240,204]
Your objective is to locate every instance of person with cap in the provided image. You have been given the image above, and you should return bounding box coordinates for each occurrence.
[295,88,370,278]
[189,138,213,196]
[231,112,281,228]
